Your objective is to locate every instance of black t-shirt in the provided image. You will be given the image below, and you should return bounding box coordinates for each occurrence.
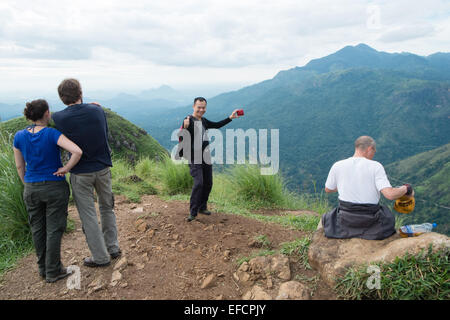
[52,103,112,174]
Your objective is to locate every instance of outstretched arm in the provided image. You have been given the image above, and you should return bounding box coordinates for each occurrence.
[381,185,413,200]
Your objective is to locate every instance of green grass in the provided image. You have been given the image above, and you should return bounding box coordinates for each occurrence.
[0,235,33,278]
[0,133,31,242]
[0,133,33,277]
[280,236,312,269]
[111,159,158,203]
[254,235,272,249]
[159,156,193,195]
[207,164,329,231]
[334,245,450,300]
[236,249,277,266]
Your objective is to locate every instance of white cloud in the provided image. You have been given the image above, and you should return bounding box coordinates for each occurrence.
[0,0,448,96]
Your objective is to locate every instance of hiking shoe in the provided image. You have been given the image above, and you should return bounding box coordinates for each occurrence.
[83,257,111,268]
[110,250,122,259]
[46,268,73,283]
[198,209,211,215]
[187,214,196,222]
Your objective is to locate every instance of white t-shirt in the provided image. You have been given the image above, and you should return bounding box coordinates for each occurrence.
[325,157,392,204]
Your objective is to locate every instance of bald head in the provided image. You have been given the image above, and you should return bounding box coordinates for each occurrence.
[355,136,376,151]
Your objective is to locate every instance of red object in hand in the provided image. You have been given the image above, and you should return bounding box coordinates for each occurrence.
[237,109,244,116]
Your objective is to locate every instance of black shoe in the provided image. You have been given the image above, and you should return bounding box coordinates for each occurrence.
[83,257,111,268]
[46,268,73,283]
[110,250,122,259]
[187,214,196,222]
[198,209,211,215]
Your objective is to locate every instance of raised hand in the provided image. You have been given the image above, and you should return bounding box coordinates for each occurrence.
[183,116,191,129]
[229,109,239,119]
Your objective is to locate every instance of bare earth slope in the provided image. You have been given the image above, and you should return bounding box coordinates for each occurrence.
[0,195,335,300]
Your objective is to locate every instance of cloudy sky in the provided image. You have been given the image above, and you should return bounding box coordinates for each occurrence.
[0,0,449,100]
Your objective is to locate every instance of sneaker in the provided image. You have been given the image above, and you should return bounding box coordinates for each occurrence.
[83,257,111,268]
[187,214,196,222]
[46,267,73,283]
[110,250,122,259]
[198,209,211,215]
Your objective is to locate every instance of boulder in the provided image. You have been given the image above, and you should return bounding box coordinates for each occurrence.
[308,230,450,287]
[242,285,272,300]
[276,281,310,300]
[270,254,291,280]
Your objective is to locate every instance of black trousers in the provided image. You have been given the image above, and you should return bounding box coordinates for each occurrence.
[189,163,213,216]
[23,180,70,278]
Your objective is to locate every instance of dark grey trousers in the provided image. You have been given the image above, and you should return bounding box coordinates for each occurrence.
[23,180,69,278]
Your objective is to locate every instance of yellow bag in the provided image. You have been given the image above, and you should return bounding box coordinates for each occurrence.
[394,196,415,214]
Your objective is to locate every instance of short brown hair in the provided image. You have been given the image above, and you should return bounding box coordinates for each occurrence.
[58,78,82,105]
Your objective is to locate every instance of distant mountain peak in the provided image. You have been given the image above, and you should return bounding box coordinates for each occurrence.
[354,43,377,51]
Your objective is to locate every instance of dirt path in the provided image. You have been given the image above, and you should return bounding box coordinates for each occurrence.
[0,195,335,300]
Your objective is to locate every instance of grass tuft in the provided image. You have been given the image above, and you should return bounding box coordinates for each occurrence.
[334,245,450,300]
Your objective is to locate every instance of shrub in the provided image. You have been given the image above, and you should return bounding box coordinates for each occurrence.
[229,164,285,208]
[160,156,193,195]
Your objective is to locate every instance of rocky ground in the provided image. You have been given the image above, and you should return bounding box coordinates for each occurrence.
[0,195,336,300]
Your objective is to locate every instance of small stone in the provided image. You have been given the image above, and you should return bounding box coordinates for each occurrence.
[141,253,149,262]
[215,295,224,300]
[111,270,122,286]
[147,229,155,238]
[200,274,216,289]
[114,257,128,271]
[120,282,128,288]
[136,263,145,270]
[223,250,231,258]
[267,277,273,289]
[137,221,148,232]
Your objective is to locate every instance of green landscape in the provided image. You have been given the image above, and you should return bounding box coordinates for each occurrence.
[0,44,449,300]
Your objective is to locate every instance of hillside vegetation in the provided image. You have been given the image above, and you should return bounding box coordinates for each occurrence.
[386,143,450,235]
[0,107,168,163]
[136,44,450,193]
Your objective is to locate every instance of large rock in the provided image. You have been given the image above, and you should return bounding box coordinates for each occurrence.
[242,285,272,300]
[276,281,310,300]
[308,230,450,287]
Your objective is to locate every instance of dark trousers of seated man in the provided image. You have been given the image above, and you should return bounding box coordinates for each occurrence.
[189,163,213,217]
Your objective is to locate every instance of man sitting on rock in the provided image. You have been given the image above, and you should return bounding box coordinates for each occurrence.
[319,136,414,240]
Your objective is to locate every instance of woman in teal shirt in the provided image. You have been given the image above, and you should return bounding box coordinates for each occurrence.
[13,99,82,283]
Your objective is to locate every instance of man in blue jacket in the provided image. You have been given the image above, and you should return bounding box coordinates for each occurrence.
[52,78,121,267]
